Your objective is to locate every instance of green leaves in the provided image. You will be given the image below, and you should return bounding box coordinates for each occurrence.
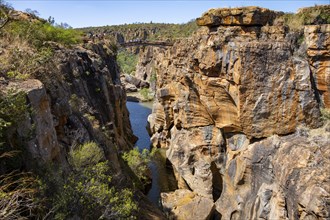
[4,20,83,48]
[69,141,105,169]
[0,90,27,142]
[117,50,138,75]
[122,147,154,183]
[49,142,138,219]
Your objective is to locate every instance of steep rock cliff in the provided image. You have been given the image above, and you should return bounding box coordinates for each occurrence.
[4,43,136,166]
[305,24,330,108]
[0,40,164,218]
[148,6,329,219]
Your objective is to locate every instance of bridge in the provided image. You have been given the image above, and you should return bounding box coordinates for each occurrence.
[119,40,173,47]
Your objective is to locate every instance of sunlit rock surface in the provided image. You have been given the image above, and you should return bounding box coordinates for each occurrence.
[148,6,329,220]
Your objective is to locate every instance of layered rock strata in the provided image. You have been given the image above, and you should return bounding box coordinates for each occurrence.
[304,24,330,108]
[148,6,329,219]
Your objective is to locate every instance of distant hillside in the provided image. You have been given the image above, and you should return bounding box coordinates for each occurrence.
[77,21,198,42]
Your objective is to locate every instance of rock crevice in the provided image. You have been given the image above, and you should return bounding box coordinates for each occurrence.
[149,6,329,219]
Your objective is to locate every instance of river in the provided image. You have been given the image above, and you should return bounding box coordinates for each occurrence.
[126,101,177,206]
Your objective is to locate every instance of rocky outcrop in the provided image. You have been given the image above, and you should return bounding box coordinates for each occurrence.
[196,6,280,27]
[161,189,215,220]
[1,79,60,162]
[122,74,150,91]
[1,43,137,167]
[1,41,166,218]
[304,24,330,108]
[148,6,329,219]
[218,124,330,219]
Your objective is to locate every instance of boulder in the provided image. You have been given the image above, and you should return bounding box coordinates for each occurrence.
[161,189,215,220]
[125,83,138,92]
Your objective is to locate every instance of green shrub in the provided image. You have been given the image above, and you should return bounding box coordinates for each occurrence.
[0,90,27,142]
[278,5,330,32]
[40,142,138,219]
[122,147,155,184]
[69,141,105,169]
[6,71,30,80]
[149,71,157,83]
[139,88,152,100]
[47,161,137,219]
[117,50,138,75]
[4,20,83,48]
[69,94,84,112]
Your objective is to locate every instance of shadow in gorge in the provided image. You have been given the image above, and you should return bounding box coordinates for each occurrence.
[211,161,222,202]
[126,101,177,206]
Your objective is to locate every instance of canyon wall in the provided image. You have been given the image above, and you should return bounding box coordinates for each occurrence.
[1,43,135,165]
[148,6,330,219]
[0,41,164,218]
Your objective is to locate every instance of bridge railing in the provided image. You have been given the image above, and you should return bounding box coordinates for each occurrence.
[119,40,173,47]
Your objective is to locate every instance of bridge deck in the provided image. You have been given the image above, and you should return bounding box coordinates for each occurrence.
[120,41,173,47]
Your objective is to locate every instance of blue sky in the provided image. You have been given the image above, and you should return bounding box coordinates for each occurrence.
[6,0,329,28]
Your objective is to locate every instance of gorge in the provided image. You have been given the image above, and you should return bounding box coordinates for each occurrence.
[0,2,329,220]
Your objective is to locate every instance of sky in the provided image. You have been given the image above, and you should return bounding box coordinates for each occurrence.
[6,0,330,28]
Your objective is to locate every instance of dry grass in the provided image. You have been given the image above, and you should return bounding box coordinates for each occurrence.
[0,171,42,220]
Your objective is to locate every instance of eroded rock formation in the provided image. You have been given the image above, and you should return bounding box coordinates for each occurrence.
[304,24,330,108]
[148,6,330,219]
[0,41,165,219]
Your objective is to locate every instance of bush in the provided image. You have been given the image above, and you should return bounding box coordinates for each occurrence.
[41,142,138,219]
[277,5,330,32]
[139,88,152,100]
[3,20,83,48]
[117,50,138,75]
[0,90,27,146]
[52,161,137,219]
[69,141,105,169]
[122,148,155,184]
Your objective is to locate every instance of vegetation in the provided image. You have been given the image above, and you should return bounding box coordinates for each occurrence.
[0,172,43,220]
[0,90,43,219]
[277,5,330,31]
[122,147,155,185]
[40,142,138,219]
[0,90,27,153]
[3,20,82,48]
[0,1,83,80]
[0,1,82,48]
[139,88,153,100]
[117,50,138,75]
[78,20,198,42]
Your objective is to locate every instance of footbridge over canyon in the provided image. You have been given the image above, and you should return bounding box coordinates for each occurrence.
[119,40,173,47]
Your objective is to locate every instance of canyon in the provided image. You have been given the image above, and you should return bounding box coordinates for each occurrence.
[0,2,329,220]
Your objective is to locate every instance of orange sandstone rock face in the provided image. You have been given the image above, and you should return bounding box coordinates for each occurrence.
[196,6,280,27]
[149,6,329,220]
[304,24,330,108]
[149,27,322,142]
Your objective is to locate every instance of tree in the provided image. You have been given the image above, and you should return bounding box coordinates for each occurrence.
[47,16,55,25]
[25,8,39,17]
